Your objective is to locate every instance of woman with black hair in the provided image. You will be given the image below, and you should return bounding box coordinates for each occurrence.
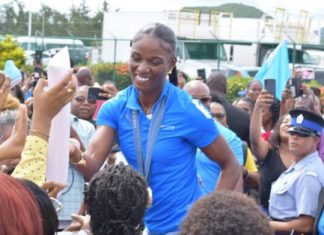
[70,23,241,235]
[20,179,59,235]
[86,163,147,235]
[60,163,147,235]
[250,90,294,211]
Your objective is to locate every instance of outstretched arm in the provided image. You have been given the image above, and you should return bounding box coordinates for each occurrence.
[69,125,115,181]
[250,91,272,161]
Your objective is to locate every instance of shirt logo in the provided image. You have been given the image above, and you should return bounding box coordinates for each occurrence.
[160,124,176,130]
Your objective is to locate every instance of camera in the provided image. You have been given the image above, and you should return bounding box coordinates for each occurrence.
[88,87,108,102]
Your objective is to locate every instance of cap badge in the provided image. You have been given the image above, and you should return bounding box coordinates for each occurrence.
[296,114,304,124]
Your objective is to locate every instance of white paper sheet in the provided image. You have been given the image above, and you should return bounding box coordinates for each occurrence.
[46,47,71,184]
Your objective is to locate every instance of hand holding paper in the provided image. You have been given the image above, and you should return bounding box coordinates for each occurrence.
[46,47,75,184]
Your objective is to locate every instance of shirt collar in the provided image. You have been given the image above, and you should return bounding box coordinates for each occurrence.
[284,151,319,173]
[70,114,78,122]
[126,79,169,111]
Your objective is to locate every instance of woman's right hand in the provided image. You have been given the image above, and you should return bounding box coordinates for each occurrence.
[31,70,77,136]
[254,90,274,111]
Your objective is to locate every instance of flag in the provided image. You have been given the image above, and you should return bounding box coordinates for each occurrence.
[254,39,290,100]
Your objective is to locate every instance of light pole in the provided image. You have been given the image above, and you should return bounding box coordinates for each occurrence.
[27,0,32,51]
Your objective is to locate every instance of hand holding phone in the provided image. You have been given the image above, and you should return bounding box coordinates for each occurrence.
[287,77,303,98]
[197,69,206,81]
[34,50,43,65]
[88,87,108,102]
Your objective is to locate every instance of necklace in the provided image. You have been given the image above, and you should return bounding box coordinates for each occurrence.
[138,98,152,115]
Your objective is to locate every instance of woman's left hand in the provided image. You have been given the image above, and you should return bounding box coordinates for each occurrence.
[41,181,65,198]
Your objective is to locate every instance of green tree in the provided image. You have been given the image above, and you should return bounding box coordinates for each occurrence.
[68,4,91,37]
[0,35,25,69]
[91,62,131,90]
[0,0,29,36]
[0,0,104,40]
[226,76,252,102]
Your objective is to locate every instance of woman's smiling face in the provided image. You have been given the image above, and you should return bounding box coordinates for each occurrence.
[129,35,175,94]
[279,114,291,140]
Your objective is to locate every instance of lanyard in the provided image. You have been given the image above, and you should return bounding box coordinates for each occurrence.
[132,96,166,181]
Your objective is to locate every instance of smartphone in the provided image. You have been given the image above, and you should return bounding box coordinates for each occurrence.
[197,69,206,81]
[287,77,303,98]
[88,87,108,102]
[264,78,276,97]
[33,67,42,79]
[34,50,43,65]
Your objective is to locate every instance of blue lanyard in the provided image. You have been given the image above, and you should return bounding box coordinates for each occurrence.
[132,96,166,181]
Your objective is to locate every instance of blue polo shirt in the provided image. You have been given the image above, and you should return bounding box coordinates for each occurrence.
[269,151,324,220]
[97,80,219,233]
[196,121,244,194]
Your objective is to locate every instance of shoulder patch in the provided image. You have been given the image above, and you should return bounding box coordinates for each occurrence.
[305,170,318,178]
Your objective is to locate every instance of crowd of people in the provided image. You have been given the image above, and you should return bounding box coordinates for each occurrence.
[0,22,324,235]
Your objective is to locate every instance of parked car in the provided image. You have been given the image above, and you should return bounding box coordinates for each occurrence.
[44,47,88,66]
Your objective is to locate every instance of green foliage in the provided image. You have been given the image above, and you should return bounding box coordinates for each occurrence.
[182,3,266,19]
[304,79,321,88]
[0,35,25,69]
[0,0,106,39]
[226,76,252,102]
[90,62,132,90]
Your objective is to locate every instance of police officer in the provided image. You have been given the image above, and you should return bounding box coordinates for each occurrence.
[269,109,324,235]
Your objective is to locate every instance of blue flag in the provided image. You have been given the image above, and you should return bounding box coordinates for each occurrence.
[254,40,290,100]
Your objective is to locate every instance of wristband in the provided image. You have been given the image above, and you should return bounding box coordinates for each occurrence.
[30,129,49,141]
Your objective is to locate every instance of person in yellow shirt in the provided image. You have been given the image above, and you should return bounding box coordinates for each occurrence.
[0,69,77,186]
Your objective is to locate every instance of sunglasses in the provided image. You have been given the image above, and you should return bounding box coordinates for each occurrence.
[192,96,211,103]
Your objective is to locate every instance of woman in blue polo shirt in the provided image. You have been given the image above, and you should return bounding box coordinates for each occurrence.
[70,23,241,235]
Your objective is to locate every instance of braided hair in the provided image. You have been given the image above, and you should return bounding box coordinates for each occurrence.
[84,163,148,235]
[131,23,178,86]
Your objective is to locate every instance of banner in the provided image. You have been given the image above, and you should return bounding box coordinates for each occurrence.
[255,40,290,100]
